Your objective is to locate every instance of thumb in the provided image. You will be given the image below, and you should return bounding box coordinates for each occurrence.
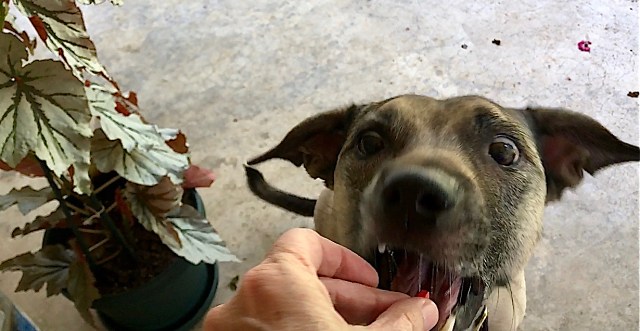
[362,298,438,331]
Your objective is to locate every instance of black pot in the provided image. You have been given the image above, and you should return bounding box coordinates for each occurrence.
[42,189,219,331]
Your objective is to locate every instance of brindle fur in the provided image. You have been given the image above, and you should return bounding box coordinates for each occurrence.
[245,94,639,330]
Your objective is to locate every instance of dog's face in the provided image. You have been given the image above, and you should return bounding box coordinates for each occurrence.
[247,94,639,331]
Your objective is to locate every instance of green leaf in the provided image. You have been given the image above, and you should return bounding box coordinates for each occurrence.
[165,205,239,264]
[0,245,74,297]
[67,258,100,326]
[91,129,188,186]
[13,0,108,78]
[11,206,65,237]
[0,186,54,214]
[0,33,92,191]
[86,84,167,151]
[1,1,9,22]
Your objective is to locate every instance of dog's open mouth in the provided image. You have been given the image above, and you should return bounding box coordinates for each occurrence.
[374,245,488,331]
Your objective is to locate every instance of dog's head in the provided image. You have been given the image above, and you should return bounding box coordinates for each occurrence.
[246,95,639,330]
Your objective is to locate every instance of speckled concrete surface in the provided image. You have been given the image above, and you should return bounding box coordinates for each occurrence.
[1,1,638,330]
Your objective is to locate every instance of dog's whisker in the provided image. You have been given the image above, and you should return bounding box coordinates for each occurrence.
[504,271,517,331]
[386,252,395,287]
[418,253,423,292]
[387,249,399,284]
[430,262,436,295]
[448,262,453,303]
[403,211,408,230]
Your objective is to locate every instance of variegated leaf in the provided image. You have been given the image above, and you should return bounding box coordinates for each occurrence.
[158,127,180,141]
[86,84,167,151]
[166,131,189,154]
[0,245,74,297]
[124,177,183,218]
[0,33,92,191]
[67,258,100,326]
[91,129,188,186]
[2,7,38,55]
[13,0,108,78]
[165,205,239,264]
[12,206,66,237]
[76,0,123,5]
[124,177,182,248]
[72,159,91,194]
[0,155,45,177]
[0,186,54,214]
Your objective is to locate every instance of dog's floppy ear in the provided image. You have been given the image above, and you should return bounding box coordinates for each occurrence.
[524,107,639,202]
[247,104,362,188]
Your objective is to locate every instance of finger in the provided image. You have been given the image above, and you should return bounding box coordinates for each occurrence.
[363,298,438,331]
[204,303,270,331]
[320,277,409,325]
[203,304,231,330]
[268,228,378,287]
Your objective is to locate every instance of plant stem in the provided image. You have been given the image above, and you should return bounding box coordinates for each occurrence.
[38,160,98,268]
[83,202,116,225]
[96,247,122,265]
[79,228,108,235]
[65,203,91,216]
[89,236,111,252]
[56,175,138,261]
[93,175,121,195]
[87,195,138,261]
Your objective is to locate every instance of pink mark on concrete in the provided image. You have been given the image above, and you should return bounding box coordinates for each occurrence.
[578,40,592,52]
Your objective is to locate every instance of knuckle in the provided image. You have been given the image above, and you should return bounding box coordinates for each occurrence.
[279,228,317,243]
[285,227,316,236]
[238,264,280,294]
[240,267,265,289]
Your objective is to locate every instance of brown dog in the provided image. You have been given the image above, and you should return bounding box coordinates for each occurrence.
[244,94,639,331]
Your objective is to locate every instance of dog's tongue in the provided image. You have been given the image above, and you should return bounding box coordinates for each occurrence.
[390,253,461,329]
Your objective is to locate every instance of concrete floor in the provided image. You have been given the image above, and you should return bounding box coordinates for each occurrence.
[1,0,638,330]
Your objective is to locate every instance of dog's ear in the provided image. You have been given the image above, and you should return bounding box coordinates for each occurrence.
[247,104,363,188]
[524,107,639,202]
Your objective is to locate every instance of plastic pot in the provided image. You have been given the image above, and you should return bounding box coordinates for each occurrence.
[42,189,218,331]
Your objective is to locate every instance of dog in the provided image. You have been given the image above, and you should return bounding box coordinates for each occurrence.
[244,94,639,331]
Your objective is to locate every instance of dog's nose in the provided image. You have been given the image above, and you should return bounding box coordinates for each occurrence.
[381,168,457,222]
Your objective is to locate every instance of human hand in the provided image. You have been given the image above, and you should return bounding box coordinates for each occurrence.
[204,228,438,331]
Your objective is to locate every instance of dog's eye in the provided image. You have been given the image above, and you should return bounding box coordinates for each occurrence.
[358,132,385,156]
[489,136,519,166]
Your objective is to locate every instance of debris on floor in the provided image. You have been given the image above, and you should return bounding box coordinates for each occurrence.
[627,91,639,98]
[461,44,468,49]
[492,39,501,46]
[228,275,240,291]
[578,40,592,52]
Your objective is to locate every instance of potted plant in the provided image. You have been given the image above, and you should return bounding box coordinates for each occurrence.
[0,1,238,330]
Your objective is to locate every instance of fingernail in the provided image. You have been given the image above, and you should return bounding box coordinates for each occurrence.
[421,300,438,330]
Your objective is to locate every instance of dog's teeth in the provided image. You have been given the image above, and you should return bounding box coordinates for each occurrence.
[440,311,456,331]
[378,243,386,254]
